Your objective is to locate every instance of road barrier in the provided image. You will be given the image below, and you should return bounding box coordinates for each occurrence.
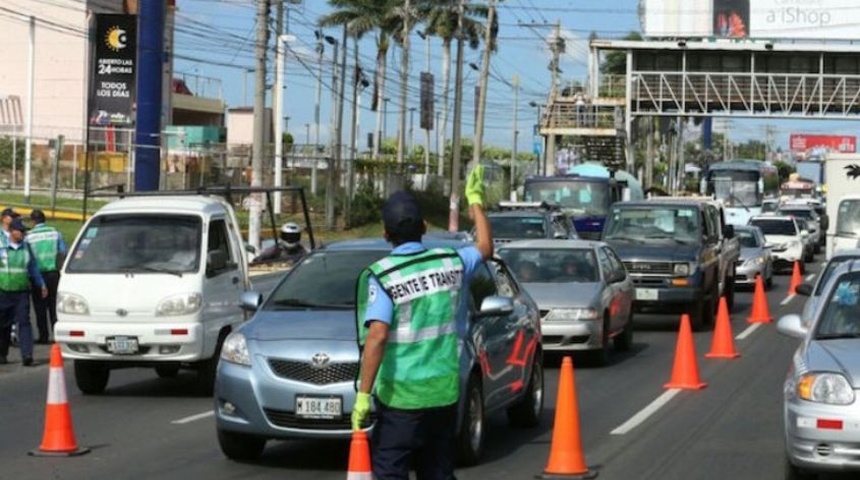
[706,297,741,359]
[664,314,707,390]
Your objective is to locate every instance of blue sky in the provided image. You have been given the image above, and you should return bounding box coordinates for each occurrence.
[172,0,859,154]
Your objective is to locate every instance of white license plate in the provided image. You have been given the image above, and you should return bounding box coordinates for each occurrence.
[635,288,659,301]
[106,336,139,354]
[295,396,342,419]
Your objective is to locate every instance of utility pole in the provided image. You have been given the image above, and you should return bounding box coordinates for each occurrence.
[346,37,361,226]
[249,0,269,253]
[397,0,411,164]
[550,21,562,99]
[409,107,416,155]
[448,0,466,232]
[422,30,431,176]
[312,31,324,196]
[471,0,496,170]
[511,74,519,200]
[24,15,34,203]
[273,0,285,215]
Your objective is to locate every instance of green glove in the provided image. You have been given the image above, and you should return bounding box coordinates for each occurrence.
[351,392,372,430]
[465,164,486,206]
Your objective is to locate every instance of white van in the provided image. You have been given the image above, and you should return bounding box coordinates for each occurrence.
[54,195,251,394]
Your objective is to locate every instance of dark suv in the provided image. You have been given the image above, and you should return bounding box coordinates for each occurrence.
[601,198,738,331]
[484,201,578,245]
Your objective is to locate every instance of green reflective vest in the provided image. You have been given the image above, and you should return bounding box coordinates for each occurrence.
[27,224,61,272]
[356,247,465,409]
[0,244,31,292]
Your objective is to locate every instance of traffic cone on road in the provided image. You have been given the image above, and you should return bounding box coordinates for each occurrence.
[705,297,741,359]
[664,314,708,390]
[747,275,773,324]
[538,356,597,479]
[346,430,372,480]
[29,344,90,457]
[788,261,803,295]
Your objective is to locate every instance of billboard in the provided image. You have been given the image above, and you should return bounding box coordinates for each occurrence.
[641,0,860,40]
[88,14,137,127]
[790,134,856,160]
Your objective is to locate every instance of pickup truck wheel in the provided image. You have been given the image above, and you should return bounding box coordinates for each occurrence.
[724,273,735,312]
[506,353,543,428]
[74,360,110,395]
[155,365,180,378]
[217,429,266,461]
[456,374,485,467]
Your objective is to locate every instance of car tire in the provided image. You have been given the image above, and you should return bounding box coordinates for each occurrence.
[196,330,228,395]
[784,457,816,480]
[506,353,544,428]
[614,313,634,352]
[217,429,266,461]
[155,365,180,378]
[456,374,485,467]
[766,273,773,289]
[724,272,736,312]
[589,315,611,367]
[74,360,110,395]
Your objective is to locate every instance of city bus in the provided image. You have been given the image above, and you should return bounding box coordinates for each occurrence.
[701,159,779,226]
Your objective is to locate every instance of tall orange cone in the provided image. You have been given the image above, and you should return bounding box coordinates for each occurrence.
[747,274,773,324]
[788,261,803,295]
[538,356,597,479]
[29,344,90,457]
[346,430,372,480]
[664,314,707,390]
[705,297,741,359]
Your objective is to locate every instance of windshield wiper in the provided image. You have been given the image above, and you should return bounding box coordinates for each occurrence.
[835,231,859,237]
[606,235,643,243]
[271,298,350,309]
[816,332,860,340]
[729,193,750,212]
[136,265,184,277]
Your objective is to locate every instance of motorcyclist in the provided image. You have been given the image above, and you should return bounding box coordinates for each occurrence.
[251,222,308,266]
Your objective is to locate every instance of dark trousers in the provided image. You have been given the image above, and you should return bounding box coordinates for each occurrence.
[0,291,33,359]
[32,271,59,341]
[372,401,458,480]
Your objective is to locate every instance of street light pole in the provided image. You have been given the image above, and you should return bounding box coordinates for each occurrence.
[449,0,466,232]
[325,34,340,231]
[511,74,519,200]
[409,107,416,157]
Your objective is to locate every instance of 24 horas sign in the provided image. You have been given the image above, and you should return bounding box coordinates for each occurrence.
[88,14,137,127]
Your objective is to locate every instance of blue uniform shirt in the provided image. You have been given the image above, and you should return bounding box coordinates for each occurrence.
[363,242,484,335]
[32,222,68,255]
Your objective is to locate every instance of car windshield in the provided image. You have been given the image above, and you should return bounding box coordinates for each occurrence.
[836,199,860,236]
[265,249,388,310]
[489,216,546,239]
[737,229,761,248]
[815,257,860,296]
[65,214,202,274]
[523,180,609,215]
[815,273,860,338]
[497,247,598,283]
[603,206,700,243]
[749,219,796,236]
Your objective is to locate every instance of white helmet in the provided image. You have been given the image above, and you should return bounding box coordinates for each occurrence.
[280,222,301,247]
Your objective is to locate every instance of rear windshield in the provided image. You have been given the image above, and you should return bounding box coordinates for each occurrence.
[489,215,546,239]
[737,229,761,248]
[749,219,796,236]
[497,247,598,283]
[66,214,202,274]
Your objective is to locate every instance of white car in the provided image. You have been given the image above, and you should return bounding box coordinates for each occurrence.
[748,215,808,273]
[780,204,823,254]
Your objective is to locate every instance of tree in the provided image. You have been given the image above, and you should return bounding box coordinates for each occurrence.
[600,31,642,75]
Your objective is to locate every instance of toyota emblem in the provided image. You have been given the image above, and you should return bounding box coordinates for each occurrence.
[311,352,330,367]
[116,308,128,317]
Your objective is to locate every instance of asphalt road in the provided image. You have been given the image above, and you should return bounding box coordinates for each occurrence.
[1,257,853,480]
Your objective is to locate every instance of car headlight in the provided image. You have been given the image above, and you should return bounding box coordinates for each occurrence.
[743,257,765,267]
[156,293,203,316]
[220,332,251,366]
[544,308,599,321]
[673,263,691,276]
[797,373,855,405]
[57,292,89,315]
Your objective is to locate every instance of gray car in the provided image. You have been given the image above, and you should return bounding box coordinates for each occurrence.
[796,249,860,327]
[214,238,543,466]
[496,239,634,365]
[777,260,860,479]
[734,225,773,288]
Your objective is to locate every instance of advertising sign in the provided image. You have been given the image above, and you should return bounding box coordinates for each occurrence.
[641,0,860,40]
[88,14,137,127]
[790,134,856,153]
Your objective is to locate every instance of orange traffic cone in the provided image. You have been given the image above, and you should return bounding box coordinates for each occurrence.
[346,430,372,480]
[664,314,708,390]
[29,344,90,457]
[538,356,597,479]
[705,297,740,359]
[747,274,773,324]
[788,261,803,295]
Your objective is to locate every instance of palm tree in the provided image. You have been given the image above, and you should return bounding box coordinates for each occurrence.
[419,1,488,176]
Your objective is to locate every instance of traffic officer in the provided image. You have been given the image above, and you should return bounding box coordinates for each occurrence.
[0,207,19,246]
[352,166,493,479]
[27,209,67,344]
[0,218,47,366]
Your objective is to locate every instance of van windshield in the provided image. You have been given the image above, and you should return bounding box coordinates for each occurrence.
[65,214,203,274]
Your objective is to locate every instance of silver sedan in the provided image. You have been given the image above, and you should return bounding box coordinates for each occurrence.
[497,239,634,366]
[734,225,773,288]
[797,249,860,328]
[777,260,860,478]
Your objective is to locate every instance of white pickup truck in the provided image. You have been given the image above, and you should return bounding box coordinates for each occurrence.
[55,195,252,394]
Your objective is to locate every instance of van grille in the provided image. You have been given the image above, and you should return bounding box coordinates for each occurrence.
[267,359,359,385]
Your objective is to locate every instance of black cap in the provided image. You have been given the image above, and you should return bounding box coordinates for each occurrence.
[1,207,19,218]
[382,191,424,239]
[30,209,46,223]
[9,218,26,232]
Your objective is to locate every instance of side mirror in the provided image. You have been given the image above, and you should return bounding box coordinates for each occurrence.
[820,216,830,231]
[207,250,228,272]
[776,314,808,339]
[475,295,515,318]
[245,243,257,254]
[795,283,813,296]
[722,224,734,239]
[239,291,264,311]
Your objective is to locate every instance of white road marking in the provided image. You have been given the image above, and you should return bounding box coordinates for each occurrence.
[805,274,816,281]
[781,295,795,306]
[611,389,680,435]
[736,323,762,340]
[171,410,214,425]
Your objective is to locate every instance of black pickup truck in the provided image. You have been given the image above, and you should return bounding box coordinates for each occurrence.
[601,198,739,331]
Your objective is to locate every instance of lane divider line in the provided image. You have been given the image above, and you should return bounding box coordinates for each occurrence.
[736,323,762,340]
[610,389,680,435]
[781,294,795,306]
[171,410,214,425]
[805,273,815,281]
